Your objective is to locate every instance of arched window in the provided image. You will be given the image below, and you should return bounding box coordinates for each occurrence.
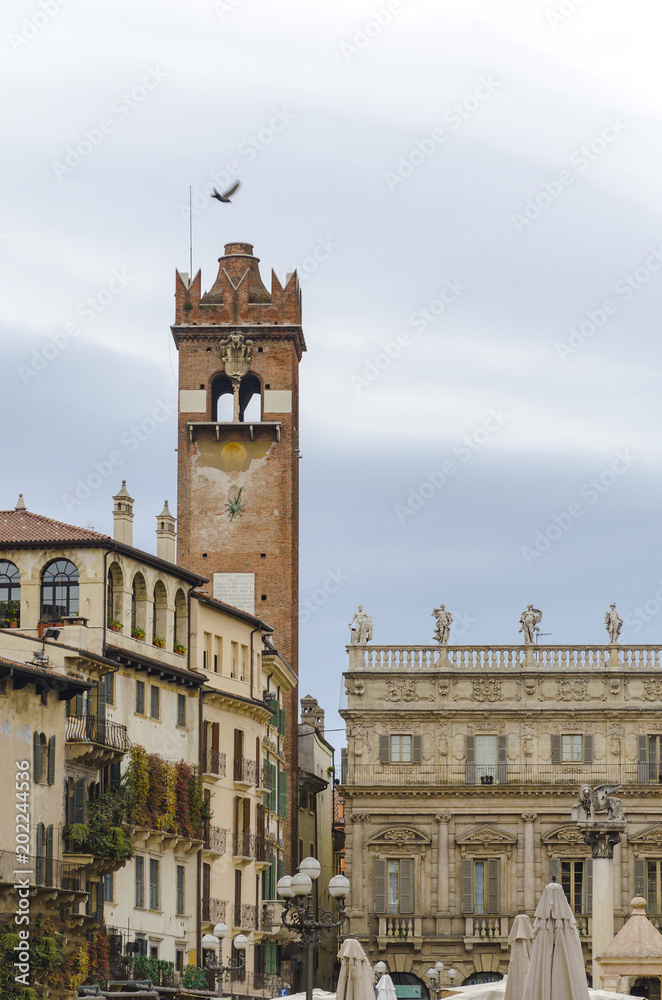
[107,562,123,626]
[174,589,187,651]
[239,373,261,421]
[0,560,20,626]
[211,373,234,421]
[131,573,147,638]
[41,559,79,622]
[153,581,167,645]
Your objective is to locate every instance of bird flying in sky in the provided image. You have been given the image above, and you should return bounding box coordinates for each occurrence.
[211,181,240,203]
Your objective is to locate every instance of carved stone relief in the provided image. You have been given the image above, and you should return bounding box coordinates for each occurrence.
[385,677,419,702]
[345,677,365,697]
[643,678,662,702]
[472,678,502,703]
[556,678,590,702]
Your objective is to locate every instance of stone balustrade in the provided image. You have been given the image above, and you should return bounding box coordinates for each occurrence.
[347,644,662,672]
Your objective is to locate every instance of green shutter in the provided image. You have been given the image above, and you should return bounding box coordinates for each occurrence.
[551,735,562,764]
[47,736,56,785]
[278,771,287,819]
[638,735,650,783]
[36,823,44,885]
[379,735,390,764]
[135,856,144,908]
[548,857,560,882]
[583,734,594,763]
[76,692,85,718]
[634,858,646,898]
[45,826,53,887]
[465,736,475,784]
[412,735,422,763]
[373,859,386,913]
[487,858,499,913]
[278,707,286,736]
[74,778,85,824]
[461,859,473,913]
[265,941,277,975]
[33,731,41,783]
[399,858,414,913]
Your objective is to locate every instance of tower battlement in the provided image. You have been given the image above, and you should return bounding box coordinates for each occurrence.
[174,242,302,329]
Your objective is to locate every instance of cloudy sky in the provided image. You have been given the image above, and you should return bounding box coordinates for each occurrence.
[3,0,662,743]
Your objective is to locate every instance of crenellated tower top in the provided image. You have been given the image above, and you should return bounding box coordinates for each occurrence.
[174,241,302,338]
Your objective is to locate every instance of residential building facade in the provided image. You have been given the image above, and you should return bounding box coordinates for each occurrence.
[341,635,662,991]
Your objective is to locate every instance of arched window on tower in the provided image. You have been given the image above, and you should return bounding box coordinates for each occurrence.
[211,373,234,421]
[0,559,20,626]
[131,573,147,638]
[239,373,262,422]
[41,559,79,622]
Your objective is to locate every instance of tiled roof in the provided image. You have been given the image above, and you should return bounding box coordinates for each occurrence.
[0,509,110,544]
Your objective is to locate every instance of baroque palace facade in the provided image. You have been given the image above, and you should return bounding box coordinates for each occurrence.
[340,612,662,992]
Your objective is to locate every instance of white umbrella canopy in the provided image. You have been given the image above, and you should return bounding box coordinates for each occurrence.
[336,938,375,1000]
[376,974,398,1000]
[504,913,534,1000]
[445,983,635,1000]
[522,880,590,1000]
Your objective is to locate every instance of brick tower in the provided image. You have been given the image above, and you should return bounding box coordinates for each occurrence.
[172,241,305,872]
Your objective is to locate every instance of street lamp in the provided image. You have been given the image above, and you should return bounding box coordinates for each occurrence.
[447,969,458,993]
[277,857,350,1000]
[201,922,249,995]
[425,962,445,1000]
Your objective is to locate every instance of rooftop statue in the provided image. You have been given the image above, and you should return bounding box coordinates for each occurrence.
[432,604,453,645]
[519,605,543,645]
[604,603,623,644]
[349,605,373,645]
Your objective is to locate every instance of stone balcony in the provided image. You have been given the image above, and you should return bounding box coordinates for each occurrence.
[376,914,423,951]
[343,761,652,788]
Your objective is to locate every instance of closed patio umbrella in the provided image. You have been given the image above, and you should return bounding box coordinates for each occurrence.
[375,974,397,1000]
[522,879,590,1000]
[504,913,534,1000]
[336,938,375,1000]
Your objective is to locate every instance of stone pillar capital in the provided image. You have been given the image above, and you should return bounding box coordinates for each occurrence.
[522,813,537,823]
[436,814,452,824]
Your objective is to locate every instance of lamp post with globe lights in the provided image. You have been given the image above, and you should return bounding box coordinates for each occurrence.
[201,922,249,996]
[276,857,350,1000]
[425,961,446,1000]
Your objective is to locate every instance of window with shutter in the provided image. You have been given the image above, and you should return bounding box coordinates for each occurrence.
[36,823,44,885]
[379,735,390,764]
[551,735,562,764]
[136,680,145,715]
[398,858,414,913]
[548,857,560,881]
[373,859,386,912]
[412,735,422,763]
[150,685,159,720]
[176,865,185,915]
[278,771,287,819]
[390,735,412,762]
[559,858,590,914]
[635,858,647,898]
[74,779,85,824]
[461,858,473,913]
[47,736,55,786]
[583,734,594,763]
[33,731,41,783]
[645,735,662,783]
[496,735,508,784]
[462,859,499,914]
[487,858,499,913]
[45,823,53,885]
[149,858,159,910]
[278,707,286,737]
[465,735,476,784]
[177,694,186,727]
[135,856,144,908]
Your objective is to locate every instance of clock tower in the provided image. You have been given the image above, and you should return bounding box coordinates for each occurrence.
[172,241,304,871]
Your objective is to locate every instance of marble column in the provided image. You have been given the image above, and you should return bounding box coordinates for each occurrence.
[522,813,537,913]
[583,827,623,989]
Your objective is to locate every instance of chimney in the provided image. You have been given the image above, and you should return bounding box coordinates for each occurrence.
[300,694,325,734]
[15,494,26,510]
[156,500,176,563]
[112,481,134,546]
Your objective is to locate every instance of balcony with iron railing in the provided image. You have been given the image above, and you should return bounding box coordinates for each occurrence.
[203,824,228,854]
[202,896,228,925]
[202,749,227,778]
[233,833,272,864]
[343,761,656,788]
[234,757,258,785]
[0,850,89,901]
[65,714,130,767]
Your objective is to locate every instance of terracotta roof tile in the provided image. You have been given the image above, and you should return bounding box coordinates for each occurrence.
[0,509,110,545]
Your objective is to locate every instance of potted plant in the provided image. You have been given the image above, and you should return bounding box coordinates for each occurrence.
[131,626,146,640]
[107,617,123,632]
[152,636,165,649]
[173,641,186,656]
